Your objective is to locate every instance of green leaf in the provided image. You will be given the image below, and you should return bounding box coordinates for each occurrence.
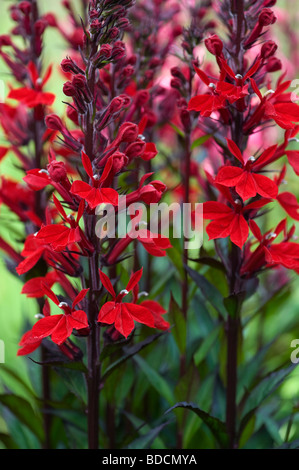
[185,265,227,318]
[168,294,186,354]
[0,433,20,449]
[133,355,175,406]
[127,422,168,449]
[165,402,229,448]
[167,247,184,279]
[100,336,132,361]
[239,364,297,436]
[0,394,44,443]
[30,358,87,373]
[194,326,221,366]
[191,134,211,151]
[101,332,165,382]
[169,122,185,138]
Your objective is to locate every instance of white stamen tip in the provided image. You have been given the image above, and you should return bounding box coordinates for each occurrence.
[58,302,68,308]
[33,231,39,237]
[36,78,43,86]
[138,134,146,141]
[93,174,100,180]
[234,199,242,205]
[35,313,44,319]
[67,214,74,220]
[235,74,243,79]
[208,82,216,89]
[264,89,275,96]
[120,289,129,295]
[38,169,49,175]
[137,291,149,299]
[248,156,256,162]
[266,232,277,240]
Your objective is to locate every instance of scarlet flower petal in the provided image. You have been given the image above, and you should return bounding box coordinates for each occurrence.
[31,315,62,340]
[252,173,278,199]
[215,166,243,186]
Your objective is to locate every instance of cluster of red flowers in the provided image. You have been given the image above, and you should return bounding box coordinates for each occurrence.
[0,0,178,362]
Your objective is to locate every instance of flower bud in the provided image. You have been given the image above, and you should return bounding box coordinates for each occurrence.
[135,90,150,106]
[258,8,277,26]
[63,81,77,97]
[205,34,223,56]
[125,140,146,160]
[266,57,282,72]
[19,1,31,14]
[111,41,126,60]
[108,96,125,115]
[61,57,82,74]
[34,19,47,36]
[97,44,112,60]
[47,161,67,182]
[45,114,64,131]
[261,40,277,59]
[118,122,139,142]
[43,13,57,27]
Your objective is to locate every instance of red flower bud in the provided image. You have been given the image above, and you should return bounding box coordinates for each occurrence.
[19,1,31,14]
[34,19,47,36]
[43,13,57,27]
[125,140,146,160]
[47,161,68,182]
[61,58,82,74]
[72,74,87,89]
[108,96,125,115]
[135,90,150,106]
[118,122,139,143]
[261,40,277,59]
[63,81,77,97]
[97,44,112,59]
[258,8,277,26]
[0,35,12,47]
[45,114,65,131]
[205,34,223,56]
[266,57,282,72]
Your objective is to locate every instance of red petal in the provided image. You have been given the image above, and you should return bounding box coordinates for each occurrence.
[31,315,62,340]
[235,171,257,200]
[253,174,278,199]
[215,166,243,186]
[99,270,116,298]
[226,139,244,164]
[229,214,249,249]
[72,289,89,308]
[126,268,143,292]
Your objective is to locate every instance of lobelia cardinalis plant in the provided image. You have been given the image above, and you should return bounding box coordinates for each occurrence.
[1,0,299,451]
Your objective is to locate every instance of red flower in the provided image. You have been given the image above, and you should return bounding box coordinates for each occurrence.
[70,151,119,209]
[203,196,271,249]
[188,60,260,116]
[98,268,156,338]
[241,220,299,275]
[35,195,93,253]
[215,139,278,201]
[246,78,299,131]
[28,284,89,346]
[8,62,55,108]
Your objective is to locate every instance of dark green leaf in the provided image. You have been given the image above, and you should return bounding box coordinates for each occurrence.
[185,265,227,318]
[168,294,186,354]
[0,394,44,443]
[133,355,175,405]
[165,401,229,448]
[101,332,165,382]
